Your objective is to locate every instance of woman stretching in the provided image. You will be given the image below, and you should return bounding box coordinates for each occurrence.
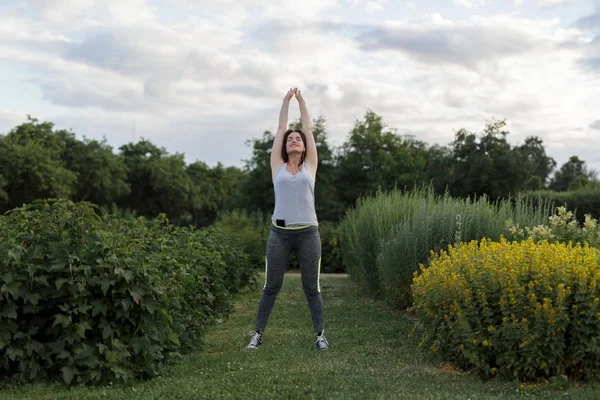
[247,87,328,351]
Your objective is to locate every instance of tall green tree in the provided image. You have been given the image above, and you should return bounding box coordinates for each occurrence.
[425,144,454,194]
[336,110,428,208]
[63,137,130,205]
[118,139,191,221]
[549,156,598,191]
[0,117,77,212]
[187,161,248,226]
[450,120,527,199]
[515,136,556,188]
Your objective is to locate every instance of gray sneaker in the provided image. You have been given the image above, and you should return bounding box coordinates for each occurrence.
[315,332,329,350]
[247,331,262,349]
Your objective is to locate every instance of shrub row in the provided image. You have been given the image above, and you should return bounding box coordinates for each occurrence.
[0,199,254,385]
[339,186,553,308]
[522,185,600,223]
[411,238,600,381]
[213,209,345,273]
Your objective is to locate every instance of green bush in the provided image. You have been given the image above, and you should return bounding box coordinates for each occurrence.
[522,185,600,223]
[318,221,345,273]
[411,238,600,381]
[213,209,346,273]
[506,206,600,249]
[212,209,271,270]
[0,199,253,385]
[340,186,553,307]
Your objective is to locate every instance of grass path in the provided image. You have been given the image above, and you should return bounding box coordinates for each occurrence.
[2,273,599,399]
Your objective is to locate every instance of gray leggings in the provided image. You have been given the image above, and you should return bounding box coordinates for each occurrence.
[254,224,324,333]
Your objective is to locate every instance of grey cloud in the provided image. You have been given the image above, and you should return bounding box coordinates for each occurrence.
[590,120,600,130]
[66,32,138,73]
[576,8,600,33]
[574,7,600,71]
[356,24,541,68]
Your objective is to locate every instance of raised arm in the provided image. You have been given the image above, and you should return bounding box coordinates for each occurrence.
[295,89,318,175]
[270,88,295,176]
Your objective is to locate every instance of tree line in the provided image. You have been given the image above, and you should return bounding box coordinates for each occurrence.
[0,113,596,225]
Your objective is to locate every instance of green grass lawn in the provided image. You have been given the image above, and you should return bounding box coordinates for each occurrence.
[2,273,599,399]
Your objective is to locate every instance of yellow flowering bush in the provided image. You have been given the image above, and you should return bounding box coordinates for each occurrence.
[410,237,600,381]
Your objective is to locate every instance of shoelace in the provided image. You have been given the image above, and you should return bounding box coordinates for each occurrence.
[248,332,261,344]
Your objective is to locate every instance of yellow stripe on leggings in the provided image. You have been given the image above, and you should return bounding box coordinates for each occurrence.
[317,257,322,293]
[263,257,268,289]
[271,221,311,230]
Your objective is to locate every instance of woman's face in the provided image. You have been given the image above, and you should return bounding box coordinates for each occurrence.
[286,132,305,154]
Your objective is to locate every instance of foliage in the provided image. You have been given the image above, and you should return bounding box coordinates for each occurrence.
[339,186,553,307]
[521,185,600,223]
[212,209,271,270]
[117,140,191,222]
[0,199,253,385]
[336,111,428,209]
[411,238,600,381]
[449,120,529,200]
[549,156,598,192]
[213,210,345,273]
[0,118,77,211]
[506,206,600,249]
[317,221,345,273]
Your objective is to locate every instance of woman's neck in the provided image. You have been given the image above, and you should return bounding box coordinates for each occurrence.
[288,155,302,167]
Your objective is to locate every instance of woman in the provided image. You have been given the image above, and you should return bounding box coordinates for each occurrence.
[247,87,328,350]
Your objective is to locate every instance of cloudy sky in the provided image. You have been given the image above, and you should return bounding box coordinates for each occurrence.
[1,0,599,173]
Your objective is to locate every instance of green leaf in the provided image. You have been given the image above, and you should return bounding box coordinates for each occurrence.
[52,314,71,328]
[36,275,50,287]
[2,303,17,319]
[55,278,70,291]
[24,340,43,355]
[99,277,114,296]
[1,281,20,300]
[6,347,24,361]
[129,287,144,304]
[120,298,132,311]
[24,292,41,305]
[75,304,93,314]
[102,324,113,339]
[7,249,21,263]
[167,332,180,347]
[92,300,107,317]
[89,369,102,382]
[61,366,78,385]
[76,321,92,338]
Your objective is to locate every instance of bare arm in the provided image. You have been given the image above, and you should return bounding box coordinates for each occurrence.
[270,88,295,176]
[296,89,318,175]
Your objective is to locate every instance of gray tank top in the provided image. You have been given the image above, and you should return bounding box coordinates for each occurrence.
[271,162,318,226]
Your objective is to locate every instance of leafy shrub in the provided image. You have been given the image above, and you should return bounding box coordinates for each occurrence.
[340,186,552,306]
[0,199,253,385]
[506,206,600,249]
[214,209,345,273]
[521,185,600,224]
[212,209,271,269]
[411,238,600,381]
[318,221,345,273]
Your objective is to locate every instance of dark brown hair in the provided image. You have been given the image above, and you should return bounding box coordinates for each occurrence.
[281,129,307,166]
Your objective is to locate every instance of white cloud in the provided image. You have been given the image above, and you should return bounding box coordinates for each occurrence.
[537,0,572,7]
[366,1,384,13]
[455,0,489,8]
[0,0,598,171]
